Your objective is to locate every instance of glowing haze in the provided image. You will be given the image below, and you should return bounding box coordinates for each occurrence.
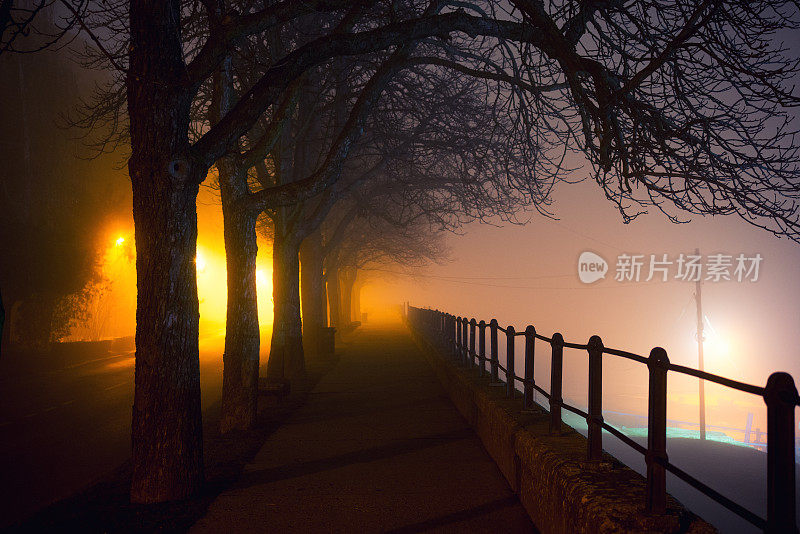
[366,179,800,442]
[68,186,275,342]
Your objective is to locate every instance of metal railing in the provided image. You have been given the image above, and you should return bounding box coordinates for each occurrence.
[407,305,799,533]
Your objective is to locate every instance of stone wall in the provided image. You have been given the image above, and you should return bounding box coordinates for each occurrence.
[408,325,717,534]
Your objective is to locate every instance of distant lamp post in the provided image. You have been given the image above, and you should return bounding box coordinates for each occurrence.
[694,247,707,441]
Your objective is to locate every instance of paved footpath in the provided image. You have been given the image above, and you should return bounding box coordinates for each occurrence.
[191,322,536,533]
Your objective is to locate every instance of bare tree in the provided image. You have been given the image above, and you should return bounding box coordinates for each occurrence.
[59,0,800,503]
[0,0,81,54]
[326,208,448,329]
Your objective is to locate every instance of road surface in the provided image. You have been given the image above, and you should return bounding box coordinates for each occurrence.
[0,335,225,528]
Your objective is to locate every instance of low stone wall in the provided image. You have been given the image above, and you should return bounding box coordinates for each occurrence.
[408,326,716,534]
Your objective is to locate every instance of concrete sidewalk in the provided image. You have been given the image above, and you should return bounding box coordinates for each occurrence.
[191,322,535,533]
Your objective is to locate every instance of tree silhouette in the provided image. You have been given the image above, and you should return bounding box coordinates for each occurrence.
[58,0,800,502]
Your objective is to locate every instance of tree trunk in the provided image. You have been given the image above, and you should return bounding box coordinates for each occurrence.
[219,161,259,433]
[212,51,261,434]
[128,0,204,503]
[352,278,362,324]
[300,231,326,356]
[326,261,341,329]
[340,268,355,326]
[267,230,305,381]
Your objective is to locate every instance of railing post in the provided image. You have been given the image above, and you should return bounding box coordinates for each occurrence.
[444,313,453,347]
[456,317,462,361]
[549,333,564,434]
[455,316,460,361]
[506,325,516,398]
[478,320,486,375]
[524,326,536,410]
[646,347,669,515]
[449,315,455,352]
[450,315,458,360]
[587,335,604,462]
[764,372,797,533]
[469,319,477,368]
[490,319,499,382]
[450,314,456,349]
[462,317,468,364]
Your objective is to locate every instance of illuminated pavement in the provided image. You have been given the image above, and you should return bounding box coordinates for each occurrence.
[0,336,225,528]
[191,323,535,533]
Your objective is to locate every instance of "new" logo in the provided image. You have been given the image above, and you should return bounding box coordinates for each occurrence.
[578,251,608,284]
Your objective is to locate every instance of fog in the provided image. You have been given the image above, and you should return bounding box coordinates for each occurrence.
[369,177,800,448]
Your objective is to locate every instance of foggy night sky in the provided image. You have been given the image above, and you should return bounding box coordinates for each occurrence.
[364,29,800,412]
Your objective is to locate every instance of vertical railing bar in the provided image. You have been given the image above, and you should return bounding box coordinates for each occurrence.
[462,317,468,365]
[524,325,536,410]
[550,333,564,434]
[506,325,516,398]
[453,315,459,359]
[646,347,669,515]
[478,320,486,376]
[456,316,461,363]
[490,319,499,383]
[447,313,454,348]
[764,372,797,533]
[587,335,604,462]
[469,319,477,369]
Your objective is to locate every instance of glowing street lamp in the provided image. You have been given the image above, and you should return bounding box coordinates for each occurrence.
[115,236,125,247]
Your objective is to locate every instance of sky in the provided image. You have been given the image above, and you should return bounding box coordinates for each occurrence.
[366,25,800,396]
[363,176,800,435]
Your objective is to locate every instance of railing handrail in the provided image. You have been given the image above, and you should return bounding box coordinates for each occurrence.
[406,305,798,533]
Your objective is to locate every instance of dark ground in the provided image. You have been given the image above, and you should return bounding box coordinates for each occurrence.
[0,349,135,525]
[2,322,795,533]
[0,336,224,529]
[2,323,535,533]
[0,327,323,533]
[2,356,337,533]
[191,323,535,533]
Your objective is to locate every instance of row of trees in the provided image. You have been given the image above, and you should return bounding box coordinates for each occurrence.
[6,0,800,504]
